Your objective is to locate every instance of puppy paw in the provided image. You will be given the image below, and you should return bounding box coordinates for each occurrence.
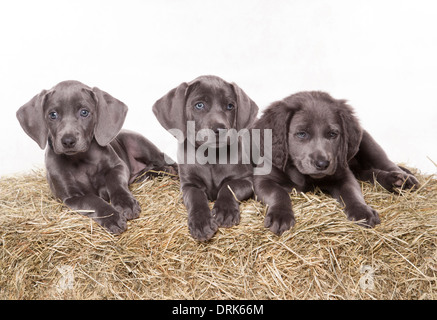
[188,212,219,242]
[166,163,179,177]
[346,204,380,228]
[212,200,240,227]
[112,194,141,220]
[96,210,127,235]
[380,171,420,192]
[264,208,295,236]
[391,171,419,190]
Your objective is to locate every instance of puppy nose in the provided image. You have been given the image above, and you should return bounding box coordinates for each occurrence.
[61,135,77,148]
[315,160,330,170]
[213,126,228,135]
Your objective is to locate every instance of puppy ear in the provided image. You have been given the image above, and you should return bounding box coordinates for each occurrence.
[255,101,295,170]
[152,82,188,141]
[92,87,128,146]
[16,90,49,149]
[337,101,363,165]
[231,83,259,130]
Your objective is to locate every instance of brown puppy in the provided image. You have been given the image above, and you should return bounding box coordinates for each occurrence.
[17,80,176,234]
[253,91,419,235]
[153,75,258,241]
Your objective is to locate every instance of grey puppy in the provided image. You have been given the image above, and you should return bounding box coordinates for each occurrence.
[17,80,176,234]
[253,91,419,235]
[153,75,258,241]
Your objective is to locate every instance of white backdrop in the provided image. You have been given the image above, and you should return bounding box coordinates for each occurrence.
[1,0,436,177]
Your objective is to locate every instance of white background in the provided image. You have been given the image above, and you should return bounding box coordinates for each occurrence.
[1,0,436,177]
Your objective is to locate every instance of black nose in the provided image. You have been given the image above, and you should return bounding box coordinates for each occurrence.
[213,126,228,135]
[61,135,77,148]
[315,160,330,170]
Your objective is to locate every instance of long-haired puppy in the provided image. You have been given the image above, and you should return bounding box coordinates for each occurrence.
[253,91,419,235]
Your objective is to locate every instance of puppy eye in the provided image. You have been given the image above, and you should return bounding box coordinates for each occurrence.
[194,103,205,110]
[226,104,234,110]
[48,112,58,120]
[296,131,308,139]
[80,109,90,117]
[328,131,339,139]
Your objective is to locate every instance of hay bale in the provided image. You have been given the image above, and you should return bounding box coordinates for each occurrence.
[0,167,436,299]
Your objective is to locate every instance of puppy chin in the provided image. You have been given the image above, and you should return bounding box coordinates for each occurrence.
[297,164,337,179]
[53,144,89,156]
[61,150,81,156]
[309,173,327,179]
[195,135,230,149]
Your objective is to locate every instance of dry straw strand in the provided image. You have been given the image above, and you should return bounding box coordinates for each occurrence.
[0,167,436,299]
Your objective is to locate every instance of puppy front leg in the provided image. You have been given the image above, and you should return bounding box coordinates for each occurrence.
[328,169,381,228]
[106,165,141,220]
[64,195,127,234]
[212,179,253,227]
[182,185,218,241]
[254,176,295,236]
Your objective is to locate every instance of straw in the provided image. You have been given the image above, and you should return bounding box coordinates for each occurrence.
[0,167,435,299]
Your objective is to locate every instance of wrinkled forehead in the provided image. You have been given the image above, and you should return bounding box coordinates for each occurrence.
[45,85,95,109]
[290,103,340,130]
[187,79,236,102]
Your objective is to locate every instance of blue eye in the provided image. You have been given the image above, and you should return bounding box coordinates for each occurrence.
[194,103,205,110]
[328,131,338,139]
[80,109,90,117]
[296,131,308,139]
[49,112,58,120]
[226,104,234,110]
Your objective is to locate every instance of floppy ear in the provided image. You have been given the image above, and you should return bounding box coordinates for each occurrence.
[92,87,128,146]
[16,89,49,149]
[231,83,259,130]
[152,82,188,141]
[337,101,363,166]
[255,100,296,171]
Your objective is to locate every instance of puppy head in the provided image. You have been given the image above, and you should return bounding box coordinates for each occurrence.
[17,80,127,155]
[186,77,238,147]
[260,91,362,178]
[152,75,258,147]
[287,100,342,178]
